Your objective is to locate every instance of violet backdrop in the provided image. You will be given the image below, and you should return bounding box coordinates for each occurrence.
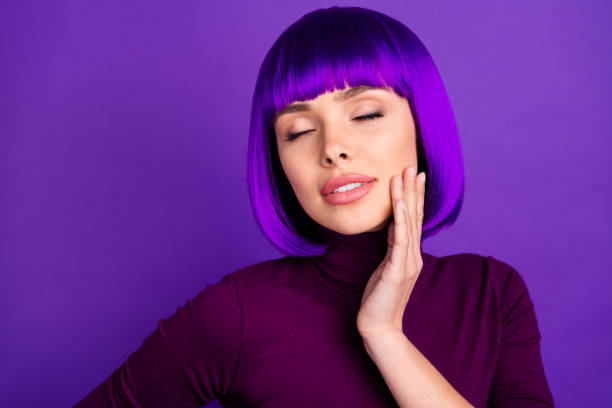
[1,0,610,406]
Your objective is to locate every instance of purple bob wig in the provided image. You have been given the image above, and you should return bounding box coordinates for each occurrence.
[246,6,465,257]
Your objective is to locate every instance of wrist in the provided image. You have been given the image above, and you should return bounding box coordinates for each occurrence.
[358,324,403,339]
[360,328,406,355]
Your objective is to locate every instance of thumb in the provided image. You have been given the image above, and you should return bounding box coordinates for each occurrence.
[387,220,395,247]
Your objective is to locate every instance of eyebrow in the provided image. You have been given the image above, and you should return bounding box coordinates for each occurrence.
[274,85,379,121]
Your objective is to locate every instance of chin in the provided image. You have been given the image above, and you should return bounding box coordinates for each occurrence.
[325,215,391,235]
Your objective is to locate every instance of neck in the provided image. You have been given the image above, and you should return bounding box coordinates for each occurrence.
[309,223,390,294]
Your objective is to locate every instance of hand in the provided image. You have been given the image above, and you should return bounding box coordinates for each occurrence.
[356,165,426,337]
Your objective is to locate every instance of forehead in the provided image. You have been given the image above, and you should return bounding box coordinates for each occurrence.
[274,85,390,122]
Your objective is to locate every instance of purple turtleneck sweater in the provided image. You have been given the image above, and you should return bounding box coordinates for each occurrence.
[75,226,554,407]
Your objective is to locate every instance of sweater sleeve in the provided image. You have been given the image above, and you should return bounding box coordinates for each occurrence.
[74,273,242,407]
[487,259,555,407]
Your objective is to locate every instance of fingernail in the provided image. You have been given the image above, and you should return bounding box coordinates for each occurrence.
[410,166,417,179]
[396,175,403,190]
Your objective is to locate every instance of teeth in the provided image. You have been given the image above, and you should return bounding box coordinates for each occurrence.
[333,182,365,193]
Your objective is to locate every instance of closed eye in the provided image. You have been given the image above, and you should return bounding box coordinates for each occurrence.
[285,111,384,141]
[354,111,384,121]
[286,129,311,141]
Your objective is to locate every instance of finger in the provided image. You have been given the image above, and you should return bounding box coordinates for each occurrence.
[389,175,408,272]
[403,166,416,259]
[416,172,426,243]
[390,197,408,272]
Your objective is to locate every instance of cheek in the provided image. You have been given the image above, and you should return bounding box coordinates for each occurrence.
[385,131,417,167]
[281,160,309,197]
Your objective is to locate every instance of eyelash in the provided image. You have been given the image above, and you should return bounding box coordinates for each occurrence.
[285,111,384,141]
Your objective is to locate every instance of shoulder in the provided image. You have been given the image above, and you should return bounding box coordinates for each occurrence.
[184,256,294,324]
[422,251,529,301]
[229,256,296,285]
[174,259,295,356]
[202,256,304,300]
[425,251,523,280]
[231,256,294,277]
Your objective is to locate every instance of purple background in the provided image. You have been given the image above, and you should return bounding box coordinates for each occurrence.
[1,1,610,406]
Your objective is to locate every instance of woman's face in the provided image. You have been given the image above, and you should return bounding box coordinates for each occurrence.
[273,85,418,235]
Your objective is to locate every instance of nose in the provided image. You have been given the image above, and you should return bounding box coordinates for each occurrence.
[320,122,356,166]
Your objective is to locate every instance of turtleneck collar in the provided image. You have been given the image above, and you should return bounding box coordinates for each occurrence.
[307,223,432,296]
[308,223,390,295]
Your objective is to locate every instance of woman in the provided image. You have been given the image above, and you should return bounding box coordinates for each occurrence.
[76,6,554,407]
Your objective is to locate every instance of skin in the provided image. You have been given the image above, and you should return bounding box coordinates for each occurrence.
[273,84,418,235]
[359,167,472,407]
[274,85,473,407]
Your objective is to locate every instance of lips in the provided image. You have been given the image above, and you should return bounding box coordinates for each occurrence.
[321,174,376,196]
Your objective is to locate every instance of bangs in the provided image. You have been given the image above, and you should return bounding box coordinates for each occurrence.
[247,6,464,257]
[262,7,412,123]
